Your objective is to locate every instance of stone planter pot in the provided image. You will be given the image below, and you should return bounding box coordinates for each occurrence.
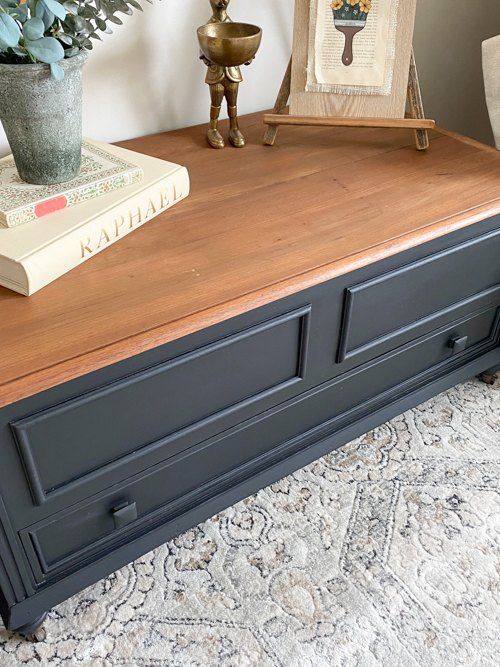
[0,51,87,185]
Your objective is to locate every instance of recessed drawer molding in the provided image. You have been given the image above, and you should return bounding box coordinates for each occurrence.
[337,229,500,363]
[19,305,500,586]
[11,306,311,507]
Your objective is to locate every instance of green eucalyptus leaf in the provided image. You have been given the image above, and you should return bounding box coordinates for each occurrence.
[42,9,55,30]
[50,61,64,80]
[0,13,21,48]
[35,3,56,31]
[12,45,27,56]
[65,14,87,31]
[114,0,129,12]
[63,1,79,14]
[25,35,65,63]
[0,0,143,62]
[58,32,73,45]
[41,0,67,21]
[81,6,96,18]
[10,5,30,23]
[23,17,45,41]
[127,0,143,11]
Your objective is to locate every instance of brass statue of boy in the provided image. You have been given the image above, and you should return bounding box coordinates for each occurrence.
[201,0,245,149]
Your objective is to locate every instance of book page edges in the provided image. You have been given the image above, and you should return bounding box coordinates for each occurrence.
[0,257,29,295]
[3,166,189,296]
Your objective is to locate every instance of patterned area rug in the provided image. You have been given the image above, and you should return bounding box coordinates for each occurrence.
[1,377,499,667]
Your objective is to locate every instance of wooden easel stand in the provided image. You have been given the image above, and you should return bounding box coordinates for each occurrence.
[263,50,434,150]
[263,115,434,130]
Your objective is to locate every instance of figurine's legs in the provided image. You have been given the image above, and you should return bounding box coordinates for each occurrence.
[225,81,245,148]
[208,83,225,149]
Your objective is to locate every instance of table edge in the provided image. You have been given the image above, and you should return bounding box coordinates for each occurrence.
[1,196,499,409]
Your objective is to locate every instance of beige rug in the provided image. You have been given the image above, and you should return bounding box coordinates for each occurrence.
[1,376,499,667]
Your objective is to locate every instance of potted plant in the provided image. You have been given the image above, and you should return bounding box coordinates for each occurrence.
[0,0,147,184]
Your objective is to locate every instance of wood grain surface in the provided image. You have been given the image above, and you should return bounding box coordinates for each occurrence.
[262,115,434,129]
[0,112,499,407]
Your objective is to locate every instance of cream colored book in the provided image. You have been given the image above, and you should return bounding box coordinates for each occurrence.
[0,142,190,296]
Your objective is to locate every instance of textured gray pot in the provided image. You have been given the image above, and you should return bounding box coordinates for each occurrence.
[0,51,88,185]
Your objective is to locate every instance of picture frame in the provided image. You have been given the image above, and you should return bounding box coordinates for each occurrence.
[263,0,434,150]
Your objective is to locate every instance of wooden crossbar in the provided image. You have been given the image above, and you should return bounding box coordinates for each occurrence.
[263,115,435,130]
[263,50,434,151]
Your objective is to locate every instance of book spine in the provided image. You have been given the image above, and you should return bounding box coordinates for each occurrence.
[20,167,190,296]
[3,168,144,228]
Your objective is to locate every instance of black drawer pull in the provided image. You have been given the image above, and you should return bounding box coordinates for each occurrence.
[448,335,468,355]
[112,501,137,529]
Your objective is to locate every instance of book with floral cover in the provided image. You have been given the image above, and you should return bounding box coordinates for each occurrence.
[0,142,189,296]
[0,140,144,228]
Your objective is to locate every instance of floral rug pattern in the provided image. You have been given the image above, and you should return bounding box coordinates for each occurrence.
[0,376,499,666]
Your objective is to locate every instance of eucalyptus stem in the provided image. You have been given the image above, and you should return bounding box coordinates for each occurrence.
[0,0,151,77]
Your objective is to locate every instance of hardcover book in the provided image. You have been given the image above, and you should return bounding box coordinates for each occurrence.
[0,140,144,228]
[0,142,190,296]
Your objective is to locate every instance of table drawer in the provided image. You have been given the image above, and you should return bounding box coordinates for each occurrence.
[337,228,500,364]
[19,304,499,586]
[11,306,311,508]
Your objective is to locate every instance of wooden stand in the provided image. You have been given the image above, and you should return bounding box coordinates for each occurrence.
[263,50,434,150]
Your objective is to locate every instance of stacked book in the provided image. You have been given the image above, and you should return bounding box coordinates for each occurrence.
[0,141,190,295]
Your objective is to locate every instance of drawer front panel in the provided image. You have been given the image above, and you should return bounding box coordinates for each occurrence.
[20,305,499,585]
[12,306,311,506]
[338,228,500,362]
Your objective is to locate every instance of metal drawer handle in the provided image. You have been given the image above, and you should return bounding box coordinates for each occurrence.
[112,501,137,530]
[448,335,468,356]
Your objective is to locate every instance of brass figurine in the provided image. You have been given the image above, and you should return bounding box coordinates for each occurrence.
[198,0,262,149]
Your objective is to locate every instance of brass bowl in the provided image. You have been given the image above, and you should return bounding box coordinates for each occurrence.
[197,22,262,68]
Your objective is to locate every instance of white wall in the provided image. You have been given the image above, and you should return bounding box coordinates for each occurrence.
[0,0,293,157]
[1,0,498,158]
[414,0,499,146]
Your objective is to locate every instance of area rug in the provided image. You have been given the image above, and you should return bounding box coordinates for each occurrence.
[0,376,498,667]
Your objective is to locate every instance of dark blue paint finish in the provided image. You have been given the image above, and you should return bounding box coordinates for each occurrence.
[0,214,499,635]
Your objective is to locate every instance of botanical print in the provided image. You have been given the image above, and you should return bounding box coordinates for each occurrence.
[331,0,373,66]
[307,0,399,95]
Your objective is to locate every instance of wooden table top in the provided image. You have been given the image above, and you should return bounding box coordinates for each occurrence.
[1,113,500,407]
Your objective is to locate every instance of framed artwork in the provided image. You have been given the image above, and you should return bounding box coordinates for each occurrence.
[263,0,434,150]
[291,0,417,118]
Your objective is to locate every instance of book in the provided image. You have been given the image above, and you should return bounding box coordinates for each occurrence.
[0,142,190,296]
[0,140,144,228]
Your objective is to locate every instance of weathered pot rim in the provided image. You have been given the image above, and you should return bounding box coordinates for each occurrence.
[0,50,88,78]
